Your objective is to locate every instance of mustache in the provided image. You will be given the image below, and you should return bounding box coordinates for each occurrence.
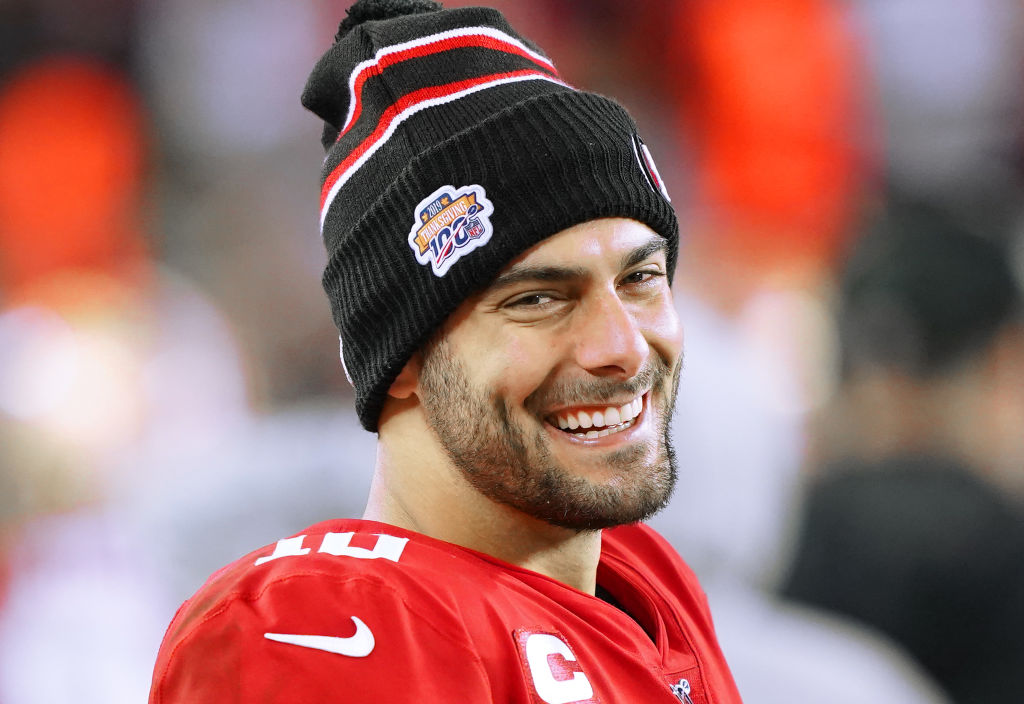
[525,354,678,412]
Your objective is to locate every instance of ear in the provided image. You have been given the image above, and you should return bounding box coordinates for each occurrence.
[388,351,423,399]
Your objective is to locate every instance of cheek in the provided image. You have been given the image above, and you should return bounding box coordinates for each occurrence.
[491,332,559,402]
[503,334,531,366]
[644,298,684,359]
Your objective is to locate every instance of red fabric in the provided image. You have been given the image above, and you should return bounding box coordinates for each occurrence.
[675,0,868,267]
[150,520,742,703]
[0,57,148,293]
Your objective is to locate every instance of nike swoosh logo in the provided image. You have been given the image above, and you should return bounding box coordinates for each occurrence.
[264,616,375,657]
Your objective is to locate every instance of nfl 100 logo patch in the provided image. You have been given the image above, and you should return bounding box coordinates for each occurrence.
[408,184,495,277]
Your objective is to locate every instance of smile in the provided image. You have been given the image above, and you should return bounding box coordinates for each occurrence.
[550,394,645,439]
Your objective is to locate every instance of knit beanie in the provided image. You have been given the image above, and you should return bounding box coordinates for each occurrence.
[302,0,678,431]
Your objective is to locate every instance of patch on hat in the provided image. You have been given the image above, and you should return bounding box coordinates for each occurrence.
[632,132,671,203]
[408,184,495,277]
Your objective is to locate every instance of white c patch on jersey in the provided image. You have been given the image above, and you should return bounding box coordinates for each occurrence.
[515,629,598,704]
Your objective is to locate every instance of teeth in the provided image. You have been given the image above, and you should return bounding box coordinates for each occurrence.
[568,417,635,439]
[553,394,645,433]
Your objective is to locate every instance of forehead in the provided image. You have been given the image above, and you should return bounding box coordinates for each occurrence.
[497,217,666,278]
[433,218,668,338]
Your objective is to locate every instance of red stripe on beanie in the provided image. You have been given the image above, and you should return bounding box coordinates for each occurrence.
[340,32,558,138]
[320,69,564,214]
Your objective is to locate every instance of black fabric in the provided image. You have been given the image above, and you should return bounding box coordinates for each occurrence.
[336,0,443,41]
[595,583,654,642]
[782,455,1024,703]
[301,2,677,431]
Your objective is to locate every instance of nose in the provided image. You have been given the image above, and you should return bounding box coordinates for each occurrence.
[572,289,647,378]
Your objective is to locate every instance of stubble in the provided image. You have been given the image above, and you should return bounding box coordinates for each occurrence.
[419,338,680,531]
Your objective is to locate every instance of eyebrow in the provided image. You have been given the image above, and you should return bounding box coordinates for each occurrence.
[623,236,668,270]
[489,264,588,290]
[489,234,668,292]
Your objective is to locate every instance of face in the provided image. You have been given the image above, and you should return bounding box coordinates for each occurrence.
[417,218,684,531]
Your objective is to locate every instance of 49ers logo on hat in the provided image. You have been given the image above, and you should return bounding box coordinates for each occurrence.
[408,184,495,277]
[631,133,671,203]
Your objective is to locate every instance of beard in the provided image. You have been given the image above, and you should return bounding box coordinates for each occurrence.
[418,338,680,531]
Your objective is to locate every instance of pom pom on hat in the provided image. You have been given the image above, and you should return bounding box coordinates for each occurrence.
[336,0,443,40]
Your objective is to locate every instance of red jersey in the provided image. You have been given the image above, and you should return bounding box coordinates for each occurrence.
[150,519,742,703]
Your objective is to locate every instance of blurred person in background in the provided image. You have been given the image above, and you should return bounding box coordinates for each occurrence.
[782,199,1024,703]
[0,53,175,704]
[649,283,952,704]
[0,11,383,702]
[0,47,271,703]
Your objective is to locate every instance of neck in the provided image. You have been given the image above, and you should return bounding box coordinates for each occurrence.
[364,407,603,594]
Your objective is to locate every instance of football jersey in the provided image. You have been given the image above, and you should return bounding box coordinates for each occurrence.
[149,519,742,703]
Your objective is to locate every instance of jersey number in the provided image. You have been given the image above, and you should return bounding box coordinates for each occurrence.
[254,532,409,566]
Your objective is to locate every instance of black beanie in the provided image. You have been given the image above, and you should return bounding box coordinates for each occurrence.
[302,0,678,431]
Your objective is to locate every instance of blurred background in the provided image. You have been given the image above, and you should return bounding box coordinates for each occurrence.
[1,0,1023,702]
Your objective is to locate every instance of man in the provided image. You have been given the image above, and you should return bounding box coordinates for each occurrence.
[149,1,742,702]
[782,200,1024,703]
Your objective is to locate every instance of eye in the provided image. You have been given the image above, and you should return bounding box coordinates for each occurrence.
[620,269,664,287]
[506,292,556,308]
[497,289,572,322]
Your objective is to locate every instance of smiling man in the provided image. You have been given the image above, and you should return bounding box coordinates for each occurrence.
[149,2,742,703]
